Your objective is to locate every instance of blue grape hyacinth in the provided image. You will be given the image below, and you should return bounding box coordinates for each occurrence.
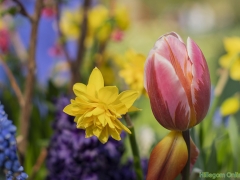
[0,103,28,180]
[46,97,148,180]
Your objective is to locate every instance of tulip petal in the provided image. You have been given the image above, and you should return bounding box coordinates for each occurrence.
[145,53,190,130]
[190,137,199,171]
[158,32,184,44]
[187,38,211,126]
[147,131,188,180]
[153,33,190,80]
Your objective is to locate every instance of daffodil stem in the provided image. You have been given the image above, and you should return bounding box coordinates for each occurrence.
[123,114,144,180]
[182,129,190,180]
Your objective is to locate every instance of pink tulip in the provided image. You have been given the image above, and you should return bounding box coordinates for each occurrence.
[144,32,210,131]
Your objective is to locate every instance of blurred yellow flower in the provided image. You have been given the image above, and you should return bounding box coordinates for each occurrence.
[63,68,139,143]
[59,4,130,44]
[114,5,130,30]
[220,96,240,116]
[87,5,110,44]
[219,37,240,81]
[60,10,82,39]
[95,52,116,85]
[88,5,109,31]
[119,49,146,93]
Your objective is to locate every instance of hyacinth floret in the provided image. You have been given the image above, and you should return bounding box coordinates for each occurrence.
[0,103,28,180]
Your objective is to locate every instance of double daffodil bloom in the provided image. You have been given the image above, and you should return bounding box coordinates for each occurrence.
[63,68,139,143]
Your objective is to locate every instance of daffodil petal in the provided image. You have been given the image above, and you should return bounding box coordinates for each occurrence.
[219,53,235,69]
[93,127,102,138]
[224,37,240,53]
[128,106,141,112]
[73,83,87,93]
[99,127,109,144]
[230,59,240,80]
[220,96,240,116]
[114,120,131,134]
[116,90,139,109]
[98,113,107,126]
[63,104,78,116]
[74,87,98,102]
[87,82,97,98]
[92,107,105,116]
[87,67,104,93]
[77,117,93,128]
[85,126,94,138]
[105,116,115,129]
[74,115,81,123]
[98,86,119,104]
[146,131,188,180]
[111,103,128,115]
[109,128,121,141]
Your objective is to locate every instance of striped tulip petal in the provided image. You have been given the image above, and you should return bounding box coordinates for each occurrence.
[146,131,188,180]
[187,38,211,126]
[145,53,190,130]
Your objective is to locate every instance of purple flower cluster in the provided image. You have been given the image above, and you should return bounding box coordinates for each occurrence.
[0,103,28,180]
[46,97,148,180]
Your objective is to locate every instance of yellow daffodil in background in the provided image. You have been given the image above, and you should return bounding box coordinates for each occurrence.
[114,5,130,31]
[59,4,130,45]
[119,49,146,93]
[87,5,110,44]
[219,37,240,81]
[63,68,139,143]
[220,96,240,116]
[95,52,116,85]
[60,10,82,39]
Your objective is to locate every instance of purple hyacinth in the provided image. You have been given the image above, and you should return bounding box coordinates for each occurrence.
[0,103,28,180]
[46,97,148,180]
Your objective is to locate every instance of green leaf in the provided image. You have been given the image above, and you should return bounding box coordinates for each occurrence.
[206,141,219,172]
[227,116,239,171]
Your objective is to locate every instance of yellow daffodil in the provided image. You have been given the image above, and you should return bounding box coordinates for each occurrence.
[59,4,130,45]
[60,9,82,39]
[63,67,139,143]
[87,5,110,44]
[88,5,109,32]
[220,96,240,116]
[114,5,130,30]
[119,49,146,93]
[219,37,240,81]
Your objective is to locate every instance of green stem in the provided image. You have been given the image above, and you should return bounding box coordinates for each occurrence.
[123,114,144,180]
[201,69,229,146]
[182,130,190,180]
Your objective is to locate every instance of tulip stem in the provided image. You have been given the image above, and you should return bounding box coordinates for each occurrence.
[123,114,144,180]
[182,129,190,180]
